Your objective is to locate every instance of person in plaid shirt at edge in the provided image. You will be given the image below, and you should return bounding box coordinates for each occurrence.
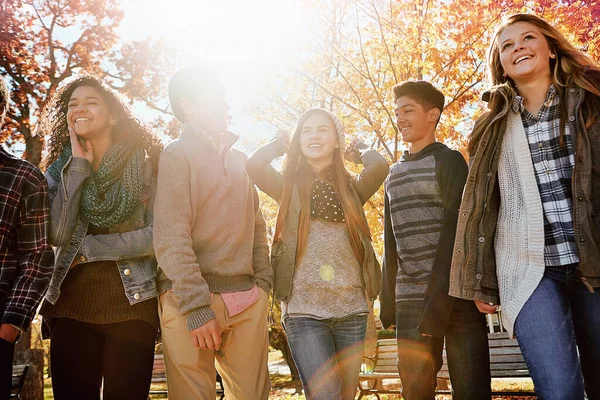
[0,75,54,400]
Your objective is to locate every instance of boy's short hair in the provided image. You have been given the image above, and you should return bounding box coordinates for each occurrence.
[0,75,9,122]
[168,66,222,123]
[392,80,445,116]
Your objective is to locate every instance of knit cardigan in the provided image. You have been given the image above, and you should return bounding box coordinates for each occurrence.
[495,111,545,337]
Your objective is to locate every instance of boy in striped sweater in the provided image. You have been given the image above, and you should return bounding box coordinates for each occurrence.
[380,81,491,399]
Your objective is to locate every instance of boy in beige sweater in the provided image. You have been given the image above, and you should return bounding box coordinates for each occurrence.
[154,66,273,400]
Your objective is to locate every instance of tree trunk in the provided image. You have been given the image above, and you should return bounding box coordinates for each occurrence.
[13,331,44,400]
[24,130,43,167]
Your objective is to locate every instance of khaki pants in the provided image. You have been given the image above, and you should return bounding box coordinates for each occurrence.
[159,289,271,400]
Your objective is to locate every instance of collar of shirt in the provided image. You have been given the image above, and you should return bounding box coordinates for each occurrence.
[512,84,557,114]
[183,122,239,156]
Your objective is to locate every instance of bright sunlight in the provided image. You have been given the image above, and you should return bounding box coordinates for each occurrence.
[120,0,314,137]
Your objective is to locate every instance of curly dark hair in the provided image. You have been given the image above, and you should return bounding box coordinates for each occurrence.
[40,75,163,168]
[0,74,9,122]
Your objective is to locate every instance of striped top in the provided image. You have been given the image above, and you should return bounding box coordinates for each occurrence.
[385,147,444,302]
[380,141,468,335]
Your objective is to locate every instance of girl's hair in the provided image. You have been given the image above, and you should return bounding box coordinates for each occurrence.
[470,13,600,154]
[273,111,371,264]
[41,75,163,168]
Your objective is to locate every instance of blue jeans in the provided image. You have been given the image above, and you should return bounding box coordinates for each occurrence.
[395,299,491,400]
[283,314,367,400]
[514,263,600,400]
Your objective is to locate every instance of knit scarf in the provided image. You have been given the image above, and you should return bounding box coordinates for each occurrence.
[47,142,145,227]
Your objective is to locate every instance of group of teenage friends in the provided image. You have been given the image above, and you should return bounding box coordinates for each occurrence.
[0,12,599,400]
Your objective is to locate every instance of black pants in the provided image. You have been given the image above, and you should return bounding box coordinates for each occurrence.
[0,338,15,400]
[395,299,492,400]
[50,318,157,400]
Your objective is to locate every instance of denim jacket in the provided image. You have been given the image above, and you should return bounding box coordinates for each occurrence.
[44,156,158,305]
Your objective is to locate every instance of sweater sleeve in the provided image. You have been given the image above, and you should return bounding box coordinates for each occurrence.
[380,188,398,329]
[418,149,468,337]
[245,140,286,202]
[2,169,53,331]
[153,148,215,330]
[353,143,389,204]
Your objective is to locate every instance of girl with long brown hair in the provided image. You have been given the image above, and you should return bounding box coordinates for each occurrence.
[449,14,600,398]
[246,108,388,400]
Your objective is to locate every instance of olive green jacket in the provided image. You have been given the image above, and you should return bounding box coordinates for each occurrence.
[449,84,600,304]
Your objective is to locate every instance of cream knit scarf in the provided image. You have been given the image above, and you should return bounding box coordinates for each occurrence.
[495,111,546,337]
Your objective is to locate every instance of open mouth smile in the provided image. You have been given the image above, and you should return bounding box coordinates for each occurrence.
[514,55,532,64]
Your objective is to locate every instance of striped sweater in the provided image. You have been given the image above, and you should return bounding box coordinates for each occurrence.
[380,142,468,336]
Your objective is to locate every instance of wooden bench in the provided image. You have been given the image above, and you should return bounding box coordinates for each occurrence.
[148,354,225,399]
[357,332,535,399]
[10,365,29,399]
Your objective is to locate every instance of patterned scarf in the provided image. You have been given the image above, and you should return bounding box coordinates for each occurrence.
[310,172,345,222]
[47,142,145,227]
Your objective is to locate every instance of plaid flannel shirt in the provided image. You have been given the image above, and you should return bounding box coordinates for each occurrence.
[514,85,579,266]
[0,144,53,331]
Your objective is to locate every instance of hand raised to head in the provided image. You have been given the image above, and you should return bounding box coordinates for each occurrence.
[275,129,291,153]
[344,137,364,163]
[69,126,94,164]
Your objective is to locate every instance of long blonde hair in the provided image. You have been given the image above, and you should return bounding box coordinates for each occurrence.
[273,111,371,265]
[470,13,600,155]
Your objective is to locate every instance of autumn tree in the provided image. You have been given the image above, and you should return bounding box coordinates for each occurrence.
[246,0,600,377]
[249,0,600,252]
[0,0,178,165]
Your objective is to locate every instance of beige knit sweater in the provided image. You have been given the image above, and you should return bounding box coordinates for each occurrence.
[495,111,545,337]
[153,127,272,331]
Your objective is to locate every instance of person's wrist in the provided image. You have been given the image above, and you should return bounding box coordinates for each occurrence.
[0,323,20,343]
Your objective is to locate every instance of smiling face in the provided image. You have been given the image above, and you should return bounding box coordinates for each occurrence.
[67,85,114,140]
[498,21,553,86]
[299,112,339,169]
[394,96,438,151]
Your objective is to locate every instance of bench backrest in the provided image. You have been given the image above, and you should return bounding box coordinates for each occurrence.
[11,364,29,396]
[373,333,530,378]
[152,354,166,383]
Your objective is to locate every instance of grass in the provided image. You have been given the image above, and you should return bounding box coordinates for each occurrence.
[41,350,535,399]
[44,377,534,399]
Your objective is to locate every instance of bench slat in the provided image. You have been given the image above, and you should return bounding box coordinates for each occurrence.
[440,362,528,371]
[375,365,398,375]
[374,359,397,366]
[489,339,520,347]
[359,372,401,379]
